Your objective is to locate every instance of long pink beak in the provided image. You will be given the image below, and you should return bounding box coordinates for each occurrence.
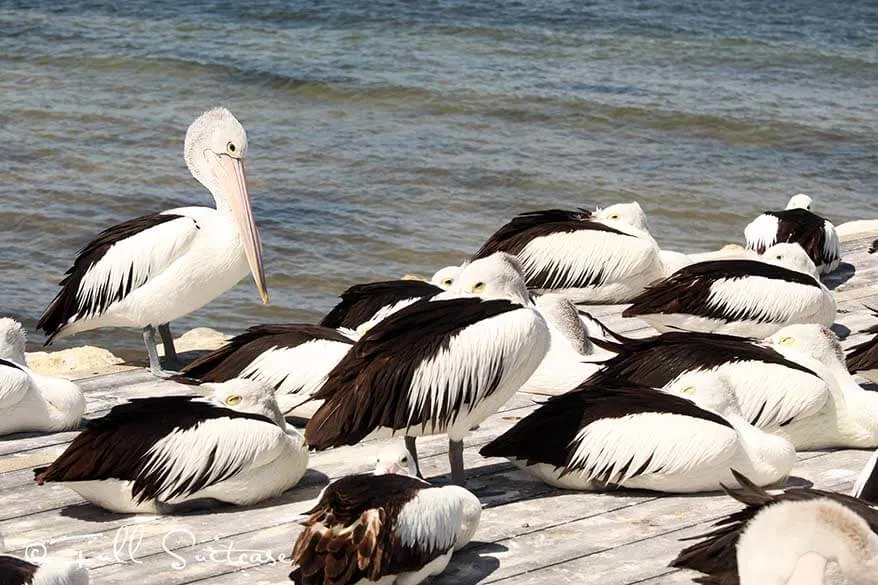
[218,155,269,304]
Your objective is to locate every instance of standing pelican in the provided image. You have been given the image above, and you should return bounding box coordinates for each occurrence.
[37,108,268,376]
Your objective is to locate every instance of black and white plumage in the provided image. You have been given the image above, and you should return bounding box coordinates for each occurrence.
[37,108,268,377]
[671,470,878,585]
[622,243,836,338]
[745,194,840,274]
[289,473,480,585]
[471,203,681,303]
[585,327,827,429]
[0,318,85,436]
[846,313,878,374]
[34,379,307,514]
[176,324,356,417]
[319,279,443,333]
[0,555,89,585]
[305,253,551,485]
[480,372,795,493]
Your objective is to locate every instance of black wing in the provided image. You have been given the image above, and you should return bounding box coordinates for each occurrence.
[34,396,272,502]
[177,324,353,383]
[37,213,188,341]
[586,331,818,389]
[758,209,835,267]
[622,259,819,323]
[480,382,731,472]
[320,280,442,329]
[305,297,520,449]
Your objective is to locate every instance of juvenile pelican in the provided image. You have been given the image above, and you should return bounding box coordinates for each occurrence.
[37,108,268,376]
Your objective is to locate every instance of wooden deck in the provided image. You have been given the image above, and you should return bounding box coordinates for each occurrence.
[2,228,878,585]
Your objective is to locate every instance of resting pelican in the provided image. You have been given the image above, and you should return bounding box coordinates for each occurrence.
[37,108,268,376]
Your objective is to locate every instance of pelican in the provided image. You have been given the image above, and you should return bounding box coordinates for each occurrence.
[37,108,268,377]
[34,379,307,514]
[290,469,481,585]
[0,555,89,585]
[672,470,878,585]
[766,324,878,449]
[480,371,795,493]
[175,324,357,418]
[0,318,85,435]
[767,325,878,450]
[584,326,828,430]
[471,202,686,303]
[374,443,419,476]
[623,243,836,337]
[305,253,551,485]
[745,194,841,274]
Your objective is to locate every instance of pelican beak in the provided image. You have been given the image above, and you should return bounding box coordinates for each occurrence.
[217,154,269,304]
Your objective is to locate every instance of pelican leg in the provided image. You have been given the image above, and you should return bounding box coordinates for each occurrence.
[449,439,466,486]
[143,326,175,379]
[405,436,423,479]
[158,323,183,369]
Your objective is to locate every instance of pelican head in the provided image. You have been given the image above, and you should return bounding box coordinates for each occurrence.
[594,202,648,232]
[786,194,813,211]
[184,107,268,304]
[737,498,878,585]
[0,317,26,364]
[768,324,844,367]
[761,243,819,279]
[374,443,417,476]
[208,378,284,427]
[449,252,530,305]
[663,370,737,416]
[430,264,465,290]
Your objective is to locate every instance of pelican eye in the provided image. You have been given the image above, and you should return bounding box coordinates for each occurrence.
[779,336,797,346]
[225,394,243,406]
[442,278,453,287]
[775,254,783,260]
[227,141,237,154]
[400,455,408,464]
[608,213,620,220]
[471,282,486,293]
[679,386,696,395]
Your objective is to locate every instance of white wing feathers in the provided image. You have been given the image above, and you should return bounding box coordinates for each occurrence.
[76,213,199,318]
[0,362,30,410]
[706,277,826,323]
[720,363,829,428]
[240,340,350,397]
[519,230,660,289]
[394,487,463,552]
[140,417,286,502]
[744,214,779,253]
[568,413,739,484]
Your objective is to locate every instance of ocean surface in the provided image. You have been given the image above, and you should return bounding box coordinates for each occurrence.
[1,0,876,355]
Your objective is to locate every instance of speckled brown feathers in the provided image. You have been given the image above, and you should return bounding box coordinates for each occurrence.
[289,474,444,585]
[176,324,353,384]
[622,259,820,323]
[305,297,519,450]
[0,556,38,585]
[670,470,878,585]
[319,280,442,330]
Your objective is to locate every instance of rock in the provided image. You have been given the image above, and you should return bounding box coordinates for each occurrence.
[26,346,131,379]
[157,327,229,356]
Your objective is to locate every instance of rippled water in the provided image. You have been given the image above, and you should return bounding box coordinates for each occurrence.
[1,0,876,354]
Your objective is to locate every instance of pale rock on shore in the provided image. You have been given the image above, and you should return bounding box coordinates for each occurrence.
[26,327,229,380]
